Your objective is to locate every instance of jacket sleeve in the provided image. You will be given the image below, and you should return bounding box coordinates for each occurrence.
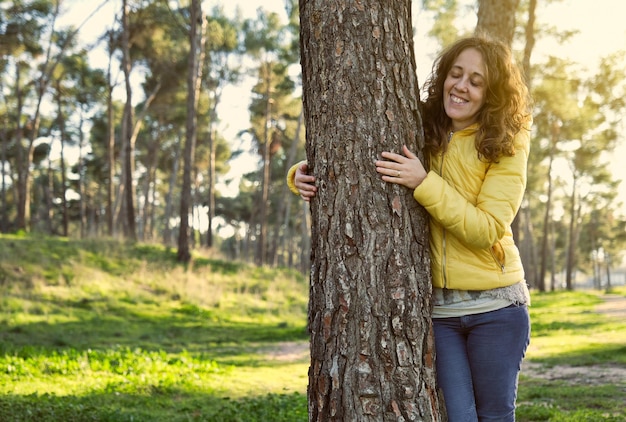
[286,160,307,195]
[413,129,530,249]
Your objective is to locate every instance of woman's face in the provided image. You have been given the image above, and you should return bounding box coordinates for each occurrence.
[443,47,487,131]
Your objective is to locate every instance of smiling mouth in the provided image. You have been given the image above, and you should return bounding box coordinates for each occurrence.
[450,94,467,104]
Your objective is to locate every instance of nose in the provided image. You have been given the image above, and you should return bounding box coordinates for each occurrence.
[454,76,470,91]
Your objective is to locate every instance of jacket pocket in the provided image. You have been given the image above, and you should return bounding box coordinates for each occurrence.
[490,241,506,273]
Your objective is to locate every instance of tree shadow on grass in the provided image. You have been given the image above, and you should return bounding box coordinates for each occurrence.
[0,390,308,422]
[0,305,307,357]
[0,287,308,363]
[528,343,626,367]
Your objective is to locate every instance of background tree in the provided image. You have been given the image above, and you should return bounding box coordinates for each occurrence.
[177,0,206,263]
[476,0,520,44]
[120,0,137,240]
[4,0,55,231]
[529,50,626,290]
[201,6,242,248]
[242,8,295,265]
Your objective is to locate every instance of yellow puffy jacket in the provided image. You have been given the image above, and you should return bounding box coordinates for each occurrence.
[415,124,530,290]
[286,123,530,291]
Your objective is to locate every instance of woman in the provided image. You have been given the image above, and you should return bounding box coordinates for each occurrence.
[288,36,532,421]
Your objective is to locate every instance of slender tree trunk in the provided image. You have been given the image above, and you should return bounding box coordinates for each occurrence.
[16,19,55,231]
[206,129,216,248]
[59,117,68,237]
[14,65,30,231]
[272,110,304,266]
[55,86,69,237]
[121,0,137,240]
[300,1,444,420]
[539,121,560,291]
[565,184,580,290]
[177,0,206,262]
[550,221,557,291]
[592,238,600,289]
[256,65,273,266]
[46,150,55,234]
[522,0,537,87]
[163,135,181,246]
[605,253,612,292]
[106,30,116,237]
[205,83,223,248]
[148,151,158,241]
[141,134,159,241]
[1,87,8,233]
[78,108,87,238]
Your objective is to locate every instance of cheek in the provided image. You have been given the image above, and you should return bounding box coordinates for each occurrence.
[473,90,486,108]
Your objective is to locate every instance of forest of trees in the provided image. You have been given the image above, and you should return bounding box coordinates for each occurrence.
[1,0,625,290]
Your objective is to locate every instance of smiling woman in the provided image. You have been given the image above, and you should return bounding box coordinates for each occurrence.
[442,48,487,131]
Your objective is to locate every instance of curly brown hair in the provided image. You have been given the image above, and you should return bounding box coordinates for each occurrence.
[421,36,531,163]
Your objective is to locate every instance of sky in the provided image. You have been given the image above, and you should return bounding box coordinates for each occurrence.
[61,0,626,211]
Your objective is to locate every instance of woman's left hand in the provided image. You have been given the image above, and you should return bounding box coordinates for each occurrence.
[375,145,427,190]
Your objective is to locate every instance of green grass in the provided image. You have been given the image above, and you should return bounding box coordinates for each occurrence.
[0,234,309,421]
[1,234,625,421]
[517,287,626,421]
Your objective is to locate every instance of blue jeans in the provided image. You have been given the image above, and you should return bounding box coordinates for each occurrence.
[433,305,530,422]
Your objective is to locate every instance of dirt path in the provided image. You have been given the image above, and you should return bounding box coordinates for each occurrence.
[594,293,626,319]
[268,294,626,385]
[521,293,626,385]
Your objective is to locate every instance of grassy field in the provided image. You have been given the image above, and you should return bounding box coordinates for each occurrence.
[0,234,625,421]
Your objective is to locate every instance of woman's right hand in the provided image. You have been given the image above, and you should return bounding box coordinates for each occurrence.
[294,162,317,202]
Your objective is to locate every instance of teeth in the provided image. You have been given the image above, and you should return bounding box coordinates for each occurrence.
[451,95,465,104]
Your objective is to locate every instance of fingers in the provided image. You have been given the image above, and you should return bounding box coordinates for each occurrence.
[375,163,402,178]
[375,150,407,178]
[380,150,405,163]
[376,146,425,189]
[295,163,317,201]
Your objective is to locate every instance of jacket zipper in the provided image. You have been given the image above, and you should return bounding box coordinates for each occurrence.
[441,131,454,289]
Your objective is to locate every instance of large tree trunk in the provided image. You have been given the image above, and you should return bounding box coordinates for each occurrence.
[300,1,445,420]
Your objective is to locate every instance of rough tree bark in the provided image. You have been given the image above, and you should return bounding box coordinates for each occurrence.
[299,1,445,420]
